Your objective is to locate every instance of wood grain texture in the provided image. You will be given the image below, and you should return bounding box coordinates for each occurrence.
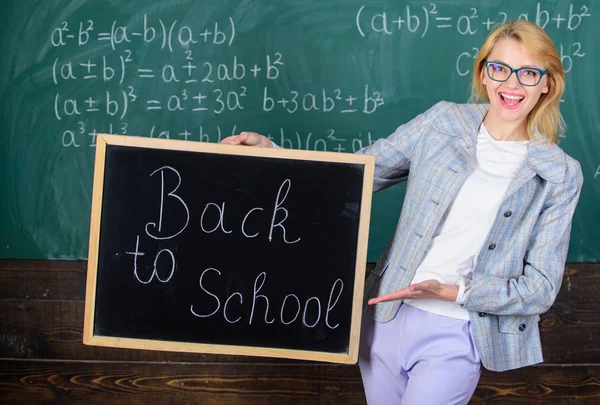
[1,261,598,364]
[1,360,599,405]
[0,260,87,300]
[0,298,282,363]
[0,360,366,405]
[0,298,593,363]
[474,366,600,404]
[1,260,600,404]
[2,261,598,302]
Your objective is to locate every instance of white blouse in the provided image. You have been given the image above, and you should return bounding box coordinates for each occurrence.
[405,124,528,320]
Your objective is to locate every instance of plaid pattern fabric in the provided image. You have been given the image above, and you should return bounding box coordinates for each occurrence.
[359,101,583,371]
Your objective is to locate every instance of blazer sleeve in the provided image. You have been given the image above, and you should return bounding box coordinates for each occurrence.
[461,157,584,316]
[356,101,448,192]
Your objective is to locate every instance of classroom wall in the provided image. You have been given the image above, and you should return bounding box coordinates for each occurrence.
[2,0,600,263]
[2,1,599,403]
[2,260,599,404]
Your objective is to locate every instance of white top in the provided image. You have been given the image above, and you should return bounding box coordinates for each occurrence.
[405,124,528,320]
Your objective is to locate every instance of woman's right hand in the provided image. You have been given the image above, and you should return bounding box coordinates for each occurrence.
[220,131,273,148]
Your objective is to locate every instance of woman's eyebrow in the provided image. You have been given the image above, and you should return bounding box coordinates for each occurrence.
[489,60,542,69]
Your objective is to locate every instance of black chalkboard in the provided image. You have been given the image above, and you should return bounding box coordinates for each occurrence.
[83,134,374,363]
[2,0,598,262]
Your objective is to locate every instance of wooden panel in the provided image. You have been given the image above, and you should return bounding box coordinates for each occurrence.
[2,260,599,302]
[539,301,600,364]
[0,360,366,405]
[1,360,599,405]
[474,366,600,404]
[1,260,600,404]
[1,260,598,302]
[0,260,87,300]
[555,264,600,302]
[0,299,286,363]
[1,296,599,364]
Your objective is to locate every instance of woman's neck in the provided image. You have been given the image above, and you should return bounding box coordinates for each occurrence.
[482,115,529,141]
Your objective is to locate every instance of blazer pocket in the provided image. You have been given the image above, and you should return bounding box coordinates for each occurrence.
[372,256,389,277]
[498,314,540,334]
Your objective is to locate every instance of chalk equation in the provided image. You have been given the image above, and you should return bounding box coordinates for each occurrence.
[51,15,236,51]
[46,1,594,150]
[52,52,284,86]
[61,122,377,153]
[356,3,592,38]
[52,83,385,120]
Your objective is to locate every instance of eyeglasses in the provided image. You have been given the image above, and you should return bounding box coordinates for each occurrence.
[484,60,548,87]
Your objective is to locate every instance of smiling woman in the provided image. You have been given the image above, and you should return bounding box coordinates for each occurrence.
[472,21,566,144]
[476,37,550,141]
[357,20,582,405]
[221,19,584,405]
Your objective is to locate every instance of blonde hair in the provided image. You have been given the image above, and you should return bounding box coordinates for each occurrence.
[471,20,565,144]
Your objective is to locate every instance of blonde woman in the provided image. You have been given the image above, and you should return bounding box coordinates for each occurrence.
[222,20,583,405]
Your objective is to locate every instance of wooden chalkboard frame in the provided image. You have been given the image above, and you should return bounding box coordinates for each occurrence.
[84,134,374,364]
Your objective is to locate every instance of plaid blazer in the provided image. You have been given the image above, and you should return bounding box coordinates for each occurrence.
[360,101,583,372]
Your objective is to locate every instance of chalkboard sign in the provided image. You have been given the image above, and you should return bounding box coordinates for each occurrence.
[1,0,598,262]
[83,134,374,363]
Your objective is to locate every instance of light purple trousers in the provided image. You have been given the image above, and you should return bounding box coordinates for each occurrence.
[359,304,481,405]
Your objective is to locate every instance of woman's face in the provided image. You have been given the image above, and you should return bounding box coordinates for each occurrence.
[481,38,549,130]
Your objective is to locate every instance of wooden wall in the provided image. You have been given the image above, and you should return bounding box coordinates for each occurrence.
[1,260,599,404]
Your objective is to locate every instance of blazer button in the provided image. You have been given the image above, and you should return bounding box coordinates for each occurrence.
[488,244,496,250]
[518,323,526,332]
[504,211,512,217]
[478,312,487,317]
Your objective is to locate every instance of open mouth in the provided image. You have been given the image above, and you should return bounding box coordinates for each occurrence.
[499,93,524,109]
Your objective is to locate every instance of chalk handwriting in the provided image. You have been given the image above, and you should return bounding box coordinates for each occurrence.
[269,179,301,244]
[142,169,303,243]
[51,3,591,151]
[127,235,176,284]
[189,267,344,329]
[356,3,591,38]
[60,122,379,153]
[145,166,190,240]
[194,178,302,242]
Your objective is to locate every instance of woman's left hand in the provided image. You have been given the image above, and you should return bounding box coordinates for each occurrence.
[367,280,458,305]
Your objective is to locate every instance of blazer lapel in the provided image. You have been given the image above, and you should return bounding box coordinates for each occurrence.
[504,140,566,199]
[504,164,536,200]
[433,103,566,199]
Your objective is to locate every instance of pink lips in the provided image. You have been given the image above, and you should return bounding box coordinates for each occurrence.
[499,92,524,110]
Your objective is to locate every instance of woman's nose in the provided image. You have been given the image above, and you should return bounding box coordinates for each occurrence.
[505,71,521,87]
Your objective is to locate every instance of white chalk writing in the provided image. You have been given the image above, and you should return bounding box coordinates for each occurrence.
[189,268,344,329]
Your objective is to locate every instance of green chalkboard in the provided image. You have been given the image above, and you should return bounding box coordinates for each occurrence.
[1,0,599,261]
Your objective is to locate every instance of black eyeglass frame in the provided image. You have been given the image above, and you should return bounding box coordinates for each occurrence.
[483,60,548,87]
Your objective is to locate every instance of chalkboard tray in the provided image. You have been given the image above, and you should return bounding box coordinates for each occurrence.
[83,134,374,363]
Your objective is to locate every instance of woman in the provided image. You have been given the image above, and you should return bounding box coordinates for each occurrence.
[221,20,583,405]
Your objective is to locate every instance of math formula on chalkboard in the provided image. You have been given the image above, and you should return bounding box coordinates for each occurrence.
[3,0,597,264]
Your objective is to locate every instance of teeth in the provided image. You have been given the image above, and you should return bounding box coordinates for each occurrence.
[501,93,523,100]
